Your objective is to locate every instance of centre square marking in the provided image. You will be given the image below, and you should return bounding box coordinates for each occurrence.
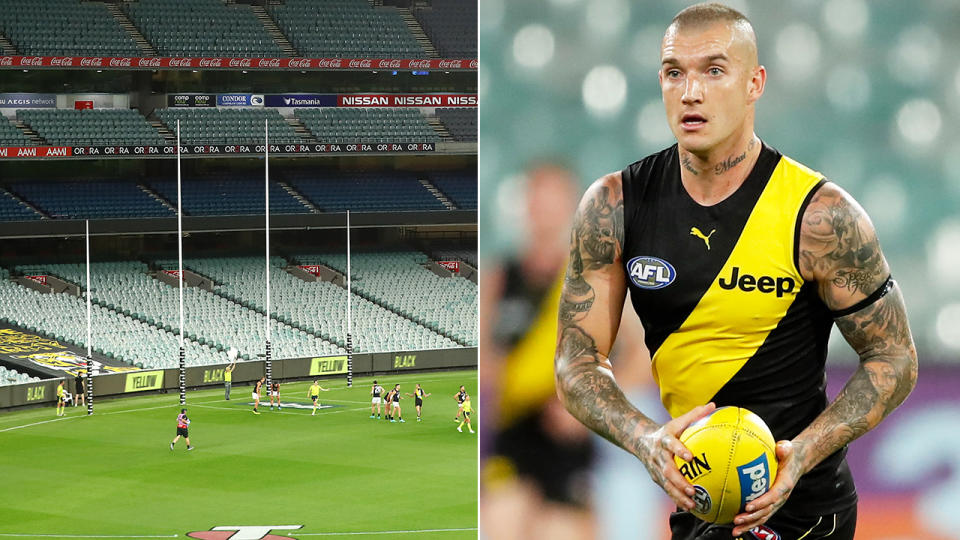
[187,525,303,540]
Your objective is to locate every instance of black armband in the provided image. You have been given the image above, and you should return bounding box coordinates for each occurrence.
[831,275,894,318]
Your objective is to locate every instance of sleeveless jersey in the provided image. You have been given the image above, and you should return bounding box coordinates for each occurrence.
[177,413,188,429]
[620,143,856,515]
[416,388,424,399]
[393,390,401,403]
[373,385,382,397]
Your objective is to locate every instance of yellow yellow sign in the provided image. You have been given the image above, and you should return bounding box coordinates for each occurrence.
[309,356,348,375]
[125,370,164,392]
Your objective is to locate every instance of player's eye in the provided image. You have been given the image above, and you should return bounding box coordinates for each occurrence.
[709,67,723,76]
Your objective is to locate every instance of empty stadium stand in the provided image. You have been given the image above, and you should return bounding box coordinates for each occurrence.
[0,118,32,146]
[0,252,473,371]
[147,175,309,216]
[0,0,141,56]
[16,109,166,147]
[154,108,300,145]
[124,0,284,58]
[430,172,477,210]
[296,108,439,144]
[268,0,425,58]
[0,190,41,221]
[435,108,477,142]
[8,180,173,219]
[293,251,477,346]
[164,255,462,353]
[433,249,477,268]
[413,0,477,58]
[285,170,447,211]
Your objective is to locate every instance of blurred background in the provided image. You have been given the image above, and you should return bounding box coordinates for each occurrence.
[479,1,960,539]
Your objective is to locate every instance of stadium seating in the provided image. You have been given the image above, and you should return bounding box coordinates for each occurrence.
[154,108,300,146]
[125,0,283,58]
[10,261,343,368]
[147,174,309,216]
[296,108,439,144]
[0,189,41,221]
[430,172,477,209]
[162,256,460,353]
[435,108,477,142]
[413,0,477,58]
[294,251,477,346]
[0,118,31,146]
[9,181,173,220]
[268,0,425,58]
[0,0,141,56]
[0,365,40,385]
[284,170,446,211]
[433,249,477,268]
[16,109,166,148]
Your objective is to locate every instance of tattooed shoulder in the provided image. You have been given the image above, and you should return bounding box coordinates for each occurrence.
[798,182,890,311]
[570,172,625,272]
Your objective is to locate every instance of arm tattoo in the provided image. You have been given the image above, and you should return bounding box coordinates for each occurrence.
[799,185,886,301]
[795,186,918,471]
[556,177,655,456]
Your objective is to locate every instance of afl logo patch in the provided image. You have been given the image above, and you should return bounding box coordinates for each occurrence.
[627,256,676,289]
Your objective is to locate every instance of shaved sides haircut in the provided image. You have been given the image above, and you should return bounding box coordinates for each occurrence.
[667,3,758,63]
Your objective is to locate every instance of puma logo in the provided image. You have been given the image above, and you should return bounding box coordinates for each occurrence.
[690,227,716,250]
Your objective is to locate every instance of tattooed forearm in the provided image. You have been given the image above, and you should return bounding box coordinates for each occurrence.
[556,173,653,456]
[794,285,917,473]
[555,327,655,454]
[682,154,699,176]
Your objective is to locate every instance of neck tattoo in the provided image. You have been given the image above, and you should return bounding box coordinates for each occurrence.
[714,137,757,176]
[682,154,699,176]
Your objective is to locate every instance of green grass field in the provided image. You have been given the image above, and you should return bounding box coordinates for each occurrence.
[0,370,478,540]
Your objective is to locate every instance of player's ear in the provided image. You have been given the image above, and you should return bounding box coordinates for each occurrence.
[747,64,766,103]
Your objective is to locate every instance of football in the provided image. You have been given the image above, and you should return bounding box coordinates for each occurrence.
[674,406,778,524]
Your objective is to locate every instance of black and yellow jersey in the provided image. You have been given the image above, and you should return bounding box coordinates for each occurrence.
[621,143,856,515]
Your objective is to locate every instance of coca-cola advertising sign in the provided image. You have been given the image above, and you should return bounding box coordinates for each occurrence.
[317,58,343,68]
[438,261,460,273]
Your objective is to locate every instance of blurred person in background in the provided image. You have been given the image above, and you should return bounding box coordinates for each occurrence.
[481,162,663,539]
[553,4,917,539]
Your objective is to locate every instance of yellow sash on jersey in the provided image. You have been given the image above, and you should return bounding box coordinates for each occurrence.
[652,156,823,418]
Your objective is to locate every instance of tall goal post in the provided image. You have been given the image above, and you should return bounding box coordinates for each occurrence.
[264,119,272,388]
[177,120,186,405]
[85,220,94,415]
[346,210,353,387]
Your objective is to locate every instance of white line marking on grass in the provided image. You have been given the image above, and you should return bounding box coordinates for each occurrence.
[0,534,178,538]
[0,399,225,433]
[297,528,477,536]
